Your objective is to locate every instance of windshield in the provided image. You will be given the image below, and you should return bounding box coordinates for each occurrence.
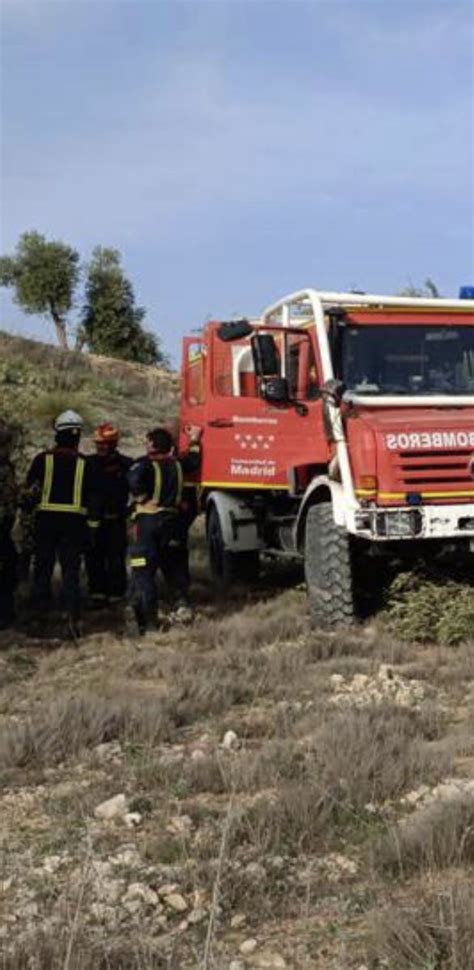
[341,324,474,396]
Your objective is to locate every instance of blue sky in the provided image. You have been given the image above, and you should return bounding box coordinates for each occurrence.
[1,0,473,363]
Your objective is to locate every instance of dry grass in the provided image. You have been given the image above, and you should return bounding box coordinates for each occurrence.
[307,703,447,807]
[226,704,449,859]
[1,929,174,969]
[0,400,472,968]
[369,876,474,970]
[33,390,98,432]
[0,330,178,460]
[377,796,474,875]
[0,691,172,774]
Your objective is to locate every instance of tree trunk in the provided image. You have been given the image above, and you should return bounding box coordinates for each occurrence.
[75,328,86,352]
[50,309,69,349]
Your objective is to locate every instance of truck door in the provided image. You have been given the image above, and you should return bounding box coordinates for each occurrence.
[201,325,328,491]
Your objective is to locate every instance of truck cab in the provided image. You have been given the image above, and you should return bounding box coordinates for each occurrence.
[179,289,474,626]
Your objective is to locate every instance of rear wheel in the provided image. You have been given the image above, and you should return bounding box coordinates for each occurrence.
[207,504,259,589]
[304,502,355,628]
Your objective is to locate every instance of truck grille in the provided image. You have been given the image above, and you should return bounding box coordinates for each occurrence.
[393,449,473,493]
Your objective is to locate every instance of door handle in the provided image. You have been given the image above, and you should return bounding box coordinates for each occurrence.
[207,418,235,428]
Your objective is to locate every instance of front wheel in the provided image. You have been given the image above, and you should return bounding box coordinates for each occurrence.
[304,502,356,628]
[207,505,259,590]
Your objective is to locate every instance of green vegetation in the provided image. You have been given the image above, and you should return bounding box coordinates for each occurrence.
[80,247,163,364]
[386,571,474,645]
[0,231,79,349]
[0,331,178,467]
[1,230,164,364]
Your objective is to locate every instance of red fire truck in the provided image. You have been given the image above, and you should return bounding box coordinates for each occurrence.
[179,289,474,626]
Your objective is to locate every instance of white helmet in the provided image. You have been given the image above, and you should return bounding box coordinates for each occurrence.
[54,410,84,432]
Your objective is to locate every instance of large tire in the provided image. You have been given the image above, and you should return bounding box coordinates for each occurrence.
[304,502,355,628]
[207,505,259,590]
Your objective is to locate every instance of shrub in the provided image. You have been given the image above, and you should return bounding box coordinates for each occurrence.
[370,877,474,969]
[33,391,97,431]
[386,572,474,645]
[376,796,474,874]
[0,692,171,772]
[231,704,448,857]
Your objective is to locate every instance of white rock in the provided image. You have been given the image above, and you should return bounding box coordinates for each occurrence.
[90,902,115,923]
[123,883,159,906]
[222,730,239,750]
[252,953,286,969]
[110,847,141,867]
[230,912,247,928]
[188,907,207,924]
[404,788,426,805]
[41,855,65,874]
[166,814,193,836]
[352,674,369,689]
[94,741,123,762]
[124,812,142,828]
[245,861,266,881]
[158,882,179,897]
[240,938,258,955]
[229,962,245,970]
[94,793,128,820]
[191,748,207,762]
[164,892,188,913]
[121,897,143,917]
[321,853,357,878]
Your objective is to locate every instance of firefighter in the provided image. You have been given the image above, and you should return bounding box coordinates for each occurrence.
[25,410,92,638]
[0,425,18,630]
[85,422,132,605]
[127,424,202,634]
[167,425,200,621]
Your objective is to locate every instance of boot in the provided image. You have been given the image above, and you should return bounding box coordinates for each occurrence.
[170,599,194,625]
[66,615,83,643]
[125,602,147,636]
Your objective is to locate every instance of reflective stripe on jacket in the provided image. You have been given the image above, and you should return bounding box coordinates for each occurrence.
[33,453,87,515]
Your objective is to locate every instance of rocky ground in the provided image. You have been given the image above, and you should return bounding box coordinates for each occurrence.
[1,546,474,970]
[1,334,474,968]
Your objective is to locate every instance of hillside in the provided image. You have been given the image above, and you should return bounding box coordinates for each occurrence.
[1,334,474,969]
[0,331,179,463]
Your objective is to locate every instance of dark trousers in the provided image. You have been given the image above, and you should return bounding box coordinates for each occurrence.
[33,512,87,620]
[128,511,190,622]
[86,517,127,599]
[0,528,17,626]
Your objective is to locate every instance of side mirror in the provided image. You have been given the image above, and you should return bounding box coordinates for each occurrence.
[263,376,290,404]
[217,319,253,342]
[251,333,280,377]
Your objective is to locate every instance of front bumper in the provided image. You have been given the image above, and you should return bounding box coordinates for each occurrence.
[349,503,474,541]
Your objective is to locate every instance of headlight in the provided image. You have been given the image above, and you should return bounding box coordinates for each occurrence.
[377,510,422,538]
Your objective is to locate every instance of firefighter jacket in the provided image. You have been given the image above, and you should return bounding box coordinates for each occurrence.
[26,447,94,517]
[0,458,18,533]
[86,451,133,526]
[128,443,201,512]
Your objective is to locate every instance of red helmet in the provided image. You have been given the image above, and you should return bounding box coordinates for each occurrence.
[94,422,120,445]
